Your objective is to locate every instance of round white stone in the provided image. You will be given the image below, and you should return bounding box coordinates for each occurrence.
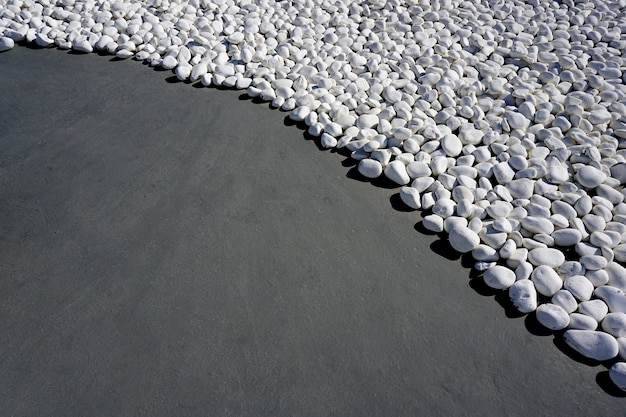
[357,159,382,179]
[484,265,516,290]
[449,226,480,254]
[536,303,570,331]
[423,214,444,233]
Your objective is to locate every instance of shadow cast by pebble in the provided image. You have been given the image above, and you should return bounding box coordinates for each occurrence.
[430,238,462,261]
[390,193,414,213]
[552,334,608,367]
[596,371,626,397]
[524,312,554,336]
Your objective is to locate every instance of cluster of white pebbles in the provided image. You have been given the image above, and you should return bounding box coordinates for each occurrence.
[3,0,626,389]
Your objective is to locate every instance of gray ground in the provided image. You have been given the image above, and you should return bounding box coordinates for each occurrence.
[0,46,624,416]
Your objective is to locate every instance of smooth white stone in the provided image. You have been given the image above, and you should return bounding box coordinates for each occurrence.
[384,161,410,185]
[449,226,480,253]
[580,255,608,271]
[536,303,570,330]
[441,134,462,157]
[552,229,582,246]
[400,187,421,210]
[444,217,469,234]
[499,239,518,259]
[552,290,579,314]
[485,201,513,219]
[289,106,310,122]
[0,37,15,52]
[521,216,555,235]
[472,245,499,261]
[568,313,598,330]
[320,133,337,149]
[432,198,456,219]
[423,214,444,233]
[509,279,538,313]
[175,64,192,81]
[609,362,626,392]
[607,262,626,292]
[358,159,383,179]
[406,161,432,178]
[619,338,626,360]
[411,177,435,193]
[531,265,563,297]
[72,38,92,53]
[492,162,516,184]
[527,247,565,268]
[602,313,626,338]
[161,55,178,70]
[576,165,607,189]
[484,265,517,290]
[578,299,610,322]
[507,179,534,200]
[515,262,533,281]
[586,269,610,287]
[595,286,626,313]
[504,111,530,130]
[564,330,619,361]
[356,114,379,129]
[564,275,594,301]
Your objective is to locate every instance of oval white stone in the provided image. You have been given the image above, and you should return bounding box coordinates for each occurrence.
[531,265,563,297]
[484,265,516,290]
[564,330,619,361]
[536,303,570,330]
[528,248,565,267]
[358,159,383,179]
[449,226,480,253]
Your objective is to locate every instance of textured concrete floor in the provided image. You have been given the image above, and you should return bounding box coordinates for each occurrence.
[0,46,624,416]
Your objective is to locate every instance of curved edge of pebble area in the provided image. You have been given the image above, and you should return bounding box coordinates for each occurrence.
[2,0,626,393]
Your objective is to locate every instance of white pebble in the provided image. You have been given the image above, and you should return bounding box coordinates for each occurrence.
[384,161,410,185]
[449,226,480,254]
[564,330,619,361]
[602,313,626,338]
[609,362,626,392]
[358,159,383,179]
[0,37,15,52]
[568,313,598,331]
[528,248,565,268]
[531,265,563,297]
[483,265,516,290]
[536,304,570,330]
[509,279,538,313]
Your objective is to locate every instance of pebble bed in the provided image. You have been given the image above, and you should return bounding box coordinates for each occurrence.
[2,0,626,391]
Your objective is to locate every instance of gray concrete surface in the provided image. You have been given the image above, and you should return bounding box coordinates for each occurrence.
[0,46,624,416]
